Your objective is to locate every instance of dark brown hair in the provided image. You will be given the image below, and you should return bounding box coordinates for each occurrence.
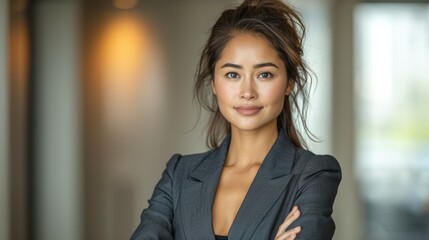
[194,0,316,149]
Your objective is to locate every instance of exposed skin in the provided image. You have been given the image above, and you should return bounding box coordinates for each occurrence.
[211,33,300,239]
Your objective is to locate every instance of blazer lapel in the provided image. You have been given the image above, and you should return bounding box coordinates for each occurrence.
[179,136,230,240]
[228,132,296,239]
[179,131,296,240]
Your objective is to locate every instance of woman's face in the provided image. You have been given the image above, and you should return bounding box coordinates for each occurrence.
[212,33,292,133]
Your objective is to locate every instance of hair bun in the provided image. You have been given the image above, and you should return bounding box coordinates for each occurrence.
[240,0,283,8]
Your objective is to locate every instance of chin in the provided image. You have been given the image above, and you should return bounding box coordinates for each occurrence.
[230,121,277,133]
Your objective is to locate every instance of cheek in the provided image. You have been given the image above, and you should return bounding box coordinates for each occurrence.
[262,83,287,104]
[213,81,234,103]
[213,83,233,119]
[261,84,287,116]
[271,93,286,112]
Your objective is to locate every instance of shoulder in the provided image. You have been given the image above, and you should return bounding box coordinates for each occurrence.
[292,148,342,179]
[164,149,216,176]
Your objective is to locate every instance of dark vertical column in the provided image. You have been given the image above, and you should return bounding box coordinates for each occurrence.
[28,0,37,239]
[8,0,31,239]
[81,0,106,238]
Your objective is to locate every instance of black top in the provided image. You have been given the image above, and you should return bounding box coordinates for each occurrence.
[215,236,228,240]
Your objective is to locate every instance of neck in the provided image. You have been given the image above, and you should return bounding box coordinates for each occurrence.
[226,124,278,168]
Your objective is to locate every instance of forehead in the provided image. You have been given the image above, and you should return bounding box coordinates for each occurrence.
[217,33,282,64]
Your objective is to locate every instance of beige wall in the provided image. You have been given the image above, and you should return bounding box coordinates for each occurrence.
[331,0,364,239]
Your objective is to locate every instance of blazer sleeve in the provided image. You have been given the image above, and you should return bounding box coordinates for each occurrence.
[130,154,181,240]
[289,154,342,240]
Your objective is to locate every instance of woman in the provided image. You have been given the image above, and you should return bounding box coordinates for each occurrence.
[131,0,341,239]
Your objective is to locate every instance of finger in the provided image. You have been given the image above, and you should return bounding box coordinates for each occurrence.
[276,208,301,236]
[275,234,296,240]
[285,206,298,219]
[276,213,299,237]
[275,208,301,237]
[285,206,300,222]
[275,226,301,240]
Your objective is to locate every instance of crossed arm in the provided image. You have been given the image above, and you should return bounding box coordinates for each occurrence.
[131,154,341,240]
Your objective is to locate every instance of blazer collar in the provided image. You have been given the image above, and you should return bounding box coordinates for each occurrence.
[189,130,296,182]
[187,134,230,182]
[181,130,298,239]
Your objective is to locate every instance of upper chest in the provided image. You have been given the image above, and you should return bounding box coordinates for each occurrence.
[212,164,261,234]
[214,165,260,198]
[174,152,301,239]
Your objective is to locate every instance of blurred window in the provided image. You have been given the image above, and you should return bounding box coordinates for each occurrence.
[354,3,429,240]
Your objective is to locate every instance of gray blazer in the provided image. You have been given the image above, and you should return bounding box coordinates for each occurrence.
[131,131,341,240]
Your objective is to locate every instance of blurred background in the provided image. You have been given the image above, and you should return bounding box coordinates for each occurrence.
[0,0,428,239]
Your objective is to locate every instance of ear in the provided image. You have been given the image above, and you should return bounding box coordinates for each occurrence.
[285,79,294,96]
[211,80,217,95]
[285,79,295,96]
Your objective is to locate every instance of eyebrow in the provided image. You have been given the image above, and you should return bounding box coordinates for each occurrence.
[220,63,242,69]
[254,62,279,69]
[220,62,279,69]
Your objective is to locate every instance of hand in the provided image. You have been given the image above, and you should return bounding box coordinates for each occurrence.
[274,206,301,240]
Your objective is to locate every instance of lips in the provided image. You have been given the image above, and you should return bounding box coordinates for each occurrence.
[234,106,263,116]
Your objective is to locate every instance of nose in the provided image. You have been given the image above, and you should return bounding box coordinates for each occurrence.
[240,79,257,100]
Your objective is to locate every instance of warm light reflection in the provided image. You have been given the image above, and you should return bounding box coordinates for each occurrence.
[98,14,147,129]
[8,10,30,240]
[94,13,164,133]
[99,15,147,82]
[11,0,28,13]
[9,14,29,95]
[113,0,138,10]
